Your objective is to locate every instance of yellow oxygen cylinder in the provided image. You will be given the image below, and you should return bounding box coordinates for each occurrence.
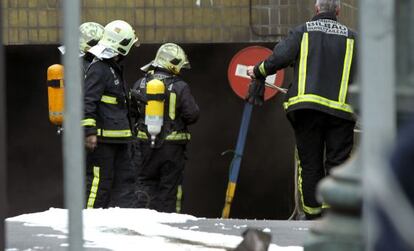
[145,79,165,147]
[47,64,64,128]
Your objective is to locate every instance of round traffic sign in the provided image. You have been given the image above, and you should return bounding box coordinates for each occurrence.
[227,46,285,101]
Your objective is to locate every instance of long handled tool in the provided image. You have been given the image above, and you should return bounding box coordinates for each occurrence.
[222,81,286,218]
[265,82,287,93]
[223,46,286,218]
[222,102,253,218]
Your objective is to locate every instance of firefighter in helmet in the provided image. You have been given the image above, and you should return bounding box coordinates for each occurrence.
[48,22,105,132]
[82,20,139,208]
[131,43,199,213]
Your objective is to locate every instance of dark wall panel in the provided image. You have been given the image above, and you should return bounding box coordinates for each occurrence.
[6,46,63,217]
[6,43,295,219]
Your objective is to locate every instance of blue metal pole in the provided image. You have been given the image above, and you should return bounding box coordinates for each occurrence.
[222,102,253,218]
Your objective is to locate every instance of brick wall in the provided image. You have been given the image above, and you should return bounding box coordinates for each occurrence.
[2,0,358,44]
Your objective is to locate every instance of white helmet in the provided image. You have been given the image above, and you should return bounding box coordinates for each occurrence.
[141,43,190,74]
[98,20,139,56]
[79,22,104,53]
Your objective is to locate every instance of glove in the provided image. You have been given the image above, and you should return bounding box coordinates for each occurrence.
[130,89,148,105]
[245,78,265,106]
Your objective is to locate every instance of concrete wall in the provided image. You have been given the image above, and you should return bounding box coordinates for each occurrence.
[2,0,358,44]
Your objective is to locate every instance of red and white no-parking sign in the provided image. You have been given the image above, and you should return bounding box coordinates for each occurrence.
[227,46,285,101]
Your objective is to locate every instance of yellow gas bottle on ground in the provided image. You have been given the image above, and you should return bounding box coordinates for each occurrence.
[47,64,64,127]
[145,79,165,147]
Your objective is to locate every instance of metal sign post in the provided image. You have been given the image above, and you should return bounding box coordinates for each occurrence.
[62,0,84,250]
[222,46,285,218]
[0,5,7,249]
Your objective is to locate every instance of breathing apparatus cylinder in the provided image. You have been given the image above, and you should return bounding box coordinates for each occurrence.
[47,64,64,127]
[144,79,165,147]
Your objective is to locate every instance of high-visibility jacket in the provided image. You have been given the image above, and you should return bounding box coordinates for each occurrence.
[131,69,199,146]
[253,12,357,121]
[82,57,132,143]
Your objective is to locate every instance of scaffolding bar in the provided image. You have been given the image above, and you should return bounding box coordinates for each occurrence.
[62,0,84,250]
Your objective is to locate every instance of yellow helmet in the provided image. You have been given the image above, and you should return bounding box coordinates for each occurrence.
[98,20,139,56]
[148,43,190,74]
[79,22,104,53]
[58,22,104,55]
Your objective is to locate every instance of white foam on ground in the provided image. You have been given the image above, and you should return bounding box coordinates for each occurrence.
[7,208,303,251]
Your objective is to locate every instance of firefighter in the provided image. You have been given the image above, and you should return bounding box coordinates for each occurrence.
[247,0,357,219]
[131,43,199,213]
[82,20,139,208]
[48,22,104,133]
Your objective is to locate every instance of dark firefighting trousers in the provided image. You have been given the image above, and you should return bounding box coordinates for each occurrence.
[288,109,355,219]
[134,143,186,213]
[85,142,137,208]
